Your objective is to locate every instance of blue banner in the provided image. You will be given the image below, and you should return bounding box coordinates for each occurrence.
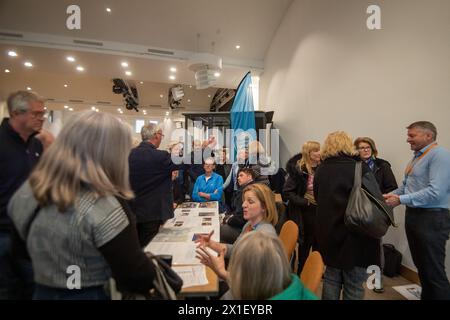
[230,72,257,161]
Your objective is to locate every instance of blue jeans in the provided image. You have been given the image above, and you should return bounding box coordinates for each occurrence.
[322,266,368,300]
[33,284,109,300]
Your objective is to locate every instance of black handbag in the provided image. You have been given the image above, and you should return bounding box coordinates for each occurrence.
[383,244,402,277]
[146,252,183,300]
[121,253,183,300]
[345,162,396,239]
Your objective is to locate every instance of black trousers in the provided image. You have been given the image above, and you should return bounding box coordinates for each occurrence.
[137,221,162,248]
[405,207,450,300]
[297,204,317,274]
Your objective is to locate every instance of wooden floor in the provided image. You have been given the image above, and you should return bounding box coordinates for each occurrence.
[315,275,414,300]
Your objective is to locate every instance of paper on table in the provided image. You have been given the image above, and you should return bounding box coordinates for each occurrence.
[172,265,209,288]
[392,284,422,300]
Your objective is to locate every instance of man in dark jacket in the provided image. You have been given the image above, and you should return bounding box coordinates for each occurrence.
[220,168,256,244]
[129,124,178,247]
[0,90,46,299]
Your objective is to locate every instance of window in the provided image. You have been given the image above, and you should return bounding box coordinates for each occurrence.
[135,119,145,133]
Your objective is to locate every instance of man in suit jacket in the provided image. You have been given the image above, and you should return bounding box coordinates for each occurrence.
[129,124,178,247]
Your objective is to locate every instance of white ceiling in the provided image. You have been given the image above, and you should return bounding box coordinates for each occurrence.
[0,0,293,117]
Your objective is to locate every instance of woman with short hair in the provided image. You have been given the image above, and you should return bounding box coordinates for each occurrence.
[8,111,157,300]
[228,231,317,300]
[354,137,397,194]
[314,131,381,300]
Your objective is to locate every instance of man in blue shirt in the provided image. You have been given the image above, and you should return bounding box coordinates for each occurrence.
[192,158,223,203]
[384,121,450,300]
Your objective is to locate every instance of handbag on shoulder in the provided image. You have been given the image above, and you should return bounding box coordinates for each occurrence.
[345,161,396,239]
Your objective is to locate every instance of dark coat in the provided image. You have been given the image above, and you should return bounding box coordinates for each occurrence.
[128,142,178,223]
[226,180,255,229]
[282,154,308,224]
[313,155,381,270]
[372,158,398,194]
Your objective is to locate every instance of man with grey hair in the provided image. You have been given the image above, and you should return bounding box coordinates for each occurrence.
[0,90,46,299]
[129,123,179,247]
[384,121,450,300]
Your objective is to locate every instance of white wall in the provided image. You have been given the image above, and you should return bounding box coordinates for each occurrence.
[261,0,450,276]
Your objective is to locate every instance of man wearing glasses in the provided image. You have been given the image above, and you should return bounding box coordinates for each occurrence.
[129,124,179,247]
[0,90,46,299]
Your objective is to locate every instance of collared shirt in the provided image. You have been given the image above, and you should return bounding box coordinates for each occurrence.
[0,118,43,231]
[394,143,450,209]
[191,172,223,202]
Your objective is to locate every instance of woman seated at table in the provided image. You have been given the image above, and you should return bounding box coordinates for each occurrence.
[195,183,278,280]
[191,157,224,203]
[227,231,317,300]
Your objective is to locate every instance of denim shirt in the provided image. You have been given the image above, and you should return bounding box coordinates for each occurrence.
[394,143,450,209]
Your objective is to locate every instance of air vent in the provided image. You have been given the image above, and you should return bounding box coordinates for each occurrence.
[96,101,111,105]
[73,39,103,47]
[147,48,174,56]
[0,32,23,38]
[69,99,84,103]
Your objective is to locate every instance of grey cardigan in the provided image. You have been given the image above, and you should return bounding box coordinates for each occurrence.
[225,221,276,259]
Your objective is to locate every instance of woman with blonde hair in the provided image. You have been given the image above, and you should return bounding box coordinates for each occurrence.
[195,183,278,281]
[282,141,321,274]
[8,111,157,299]
[313,131,382,300]
[228,231,317,300]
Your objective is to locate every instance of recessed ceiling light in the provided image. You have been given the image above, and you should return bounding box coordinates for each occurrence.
[66,56,75,62]
[69,108,74,111]
[44,107,47,110]
[26,87,32,91]
[170,67,177,72]
[106,7,112,13]
[189,85,192,89]
[165,111,169,115]
[125,71,132,76]
[91,106,96,111]
[140,81,144,84]
[76,66,84,71]
[8,51,18,57]
[208,94,211,98]
[117,108,121,112]
[214,72,221,77]
[24,61,33,68]
[4,69,10,73]
[187,99,191,103]
[235,45,240,49]
[64,84,68,88]
[160,94,164,98]
[64,105,69,109]
[169,75,176,80]
[95,108,99,112]
[121,62,128,68]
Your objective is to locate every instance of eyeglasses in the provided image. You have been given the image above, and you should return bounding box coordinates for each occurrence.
[156,132,165,137]
[358,146,371,151]
[29,110,48,119]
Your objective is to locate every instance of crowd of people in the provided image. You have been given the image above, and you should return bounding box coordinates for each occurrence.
[0,90,449,300]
